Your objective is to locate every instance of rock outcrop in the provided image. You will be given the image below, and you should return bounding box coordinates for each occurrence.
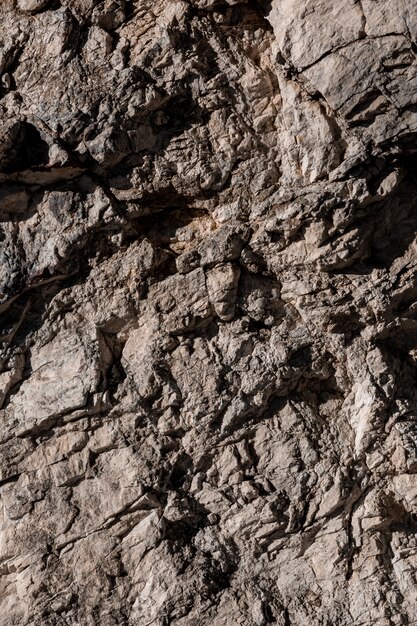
[1,1,417,624]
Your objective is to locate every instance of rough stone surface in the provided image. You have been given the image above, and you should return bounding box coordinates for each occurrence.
[1,1,417,624]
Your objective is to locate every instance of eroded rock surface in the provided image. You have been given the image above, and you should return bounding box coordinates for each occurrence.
[1,1,417,624]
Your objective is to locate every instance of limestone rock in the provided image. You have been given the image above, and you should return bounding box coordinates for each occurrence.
[1,1,417,625]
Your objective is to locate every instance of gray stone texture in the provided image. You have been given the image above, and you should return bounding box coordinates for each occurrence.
[1,1,417,624]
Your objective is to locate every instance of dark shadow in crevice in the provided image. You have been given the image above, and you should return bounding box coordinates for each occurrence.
[2,123,50,174]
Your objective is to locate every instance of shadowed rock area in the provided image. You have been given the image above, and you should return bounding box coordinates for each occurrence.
[1,0,417,624]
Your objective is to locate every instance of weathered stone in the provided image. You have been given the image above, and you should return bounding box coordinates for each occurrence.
[17,0,50,13]
[1,1,417,624]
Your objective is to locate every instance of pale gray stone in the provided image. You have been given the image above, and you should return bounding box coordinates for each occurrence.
[1,1,417,625]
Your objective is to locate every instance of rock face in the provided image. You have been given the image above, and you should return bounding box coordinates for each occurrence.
[1,1,417,624]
